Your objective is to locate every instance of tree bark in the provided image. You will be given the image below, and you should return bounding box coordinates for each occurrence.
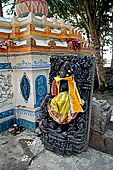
[91,32,105,90]
[0,0,3,17]
[111,18,113,68]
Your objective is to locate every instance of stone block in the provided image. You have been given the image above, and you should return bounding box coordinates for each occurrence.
[89,129,113,155]
[91,98,112,134]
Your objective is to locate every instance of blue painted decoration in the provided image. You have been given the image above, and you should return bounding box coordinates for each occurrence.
[0,108,41,133]
[0,118,16,133]
[20,73,30,103]
[13,59,50,70]
[0,109,14,119]
[16,119,38,132]
[35,75,47,108]
[0,109,15,133]
[0,63,11,69]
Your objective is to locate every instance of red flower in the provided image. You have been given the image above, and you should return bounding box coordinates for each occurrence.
[67,39,80,50]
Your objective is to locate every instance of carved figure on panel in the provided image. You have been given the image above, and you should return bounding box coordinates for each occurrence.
[0,73,13,107]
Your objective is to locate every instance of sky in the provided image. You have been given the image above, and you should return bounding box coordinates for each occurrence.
[2,5,112,65]
[104,46,112,64]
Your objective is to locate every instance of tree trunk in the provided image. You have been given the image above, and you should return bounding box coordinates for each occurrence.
[111,20,113,68]
[0,0,3,17]
[91,33,105,90]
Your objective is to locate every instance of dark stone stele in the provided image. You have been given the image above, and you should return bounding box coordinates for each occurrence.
[40,54,95,156]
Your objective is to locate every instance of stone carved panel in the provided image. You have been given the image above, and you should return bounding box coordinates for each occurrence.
[20,73,30,103]
[0,73,13,108]
[41,55,95,155]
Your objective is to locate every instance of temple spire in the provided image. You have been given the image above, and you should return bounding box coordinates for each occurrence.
[16,0,48,17]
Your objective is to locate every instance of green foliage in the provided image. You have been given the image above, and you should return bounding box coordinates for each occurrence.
[46,0,113,88]
[46,0,113,48]
[103,58,107,65]
[1,0,15,16]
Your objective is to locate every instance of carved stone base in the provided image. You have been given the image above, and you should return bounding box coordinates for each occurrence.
[41,127,88,155]
[41,110,89,155]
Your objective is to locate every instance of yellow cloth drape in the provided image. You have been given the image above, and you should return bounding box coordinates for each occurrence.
[54,76,83,113]
[51,91,70,119]
[48,76,84,124]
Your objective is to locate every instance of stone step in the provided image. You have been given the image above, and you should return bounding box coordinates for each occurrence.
[101,103,111,112]
[110,107,113,122]
[91,98,112,134]
[89,129,113,155]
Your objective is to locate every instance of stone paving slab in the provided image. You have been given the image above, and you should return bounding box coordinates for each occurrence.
[27,148,113,170]
[0,130,113,170]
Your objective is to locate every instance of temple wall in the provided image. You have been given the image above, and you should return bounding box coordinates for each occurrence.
[13,53,50,131]
[0,50,50,132]
[0,68,15,132]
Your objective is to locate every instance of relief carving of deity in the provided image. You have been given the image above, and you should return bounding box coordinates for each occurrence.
[0,73,13,107]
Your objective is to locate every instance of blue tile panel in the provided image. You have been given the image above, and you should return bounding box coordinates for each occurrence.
[16,119,38,132]
[0,118,16,133]
[0,109,14,119]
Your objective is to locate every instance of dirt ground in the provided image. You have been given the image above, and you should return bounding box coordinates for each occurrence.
[93,90,113,106]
